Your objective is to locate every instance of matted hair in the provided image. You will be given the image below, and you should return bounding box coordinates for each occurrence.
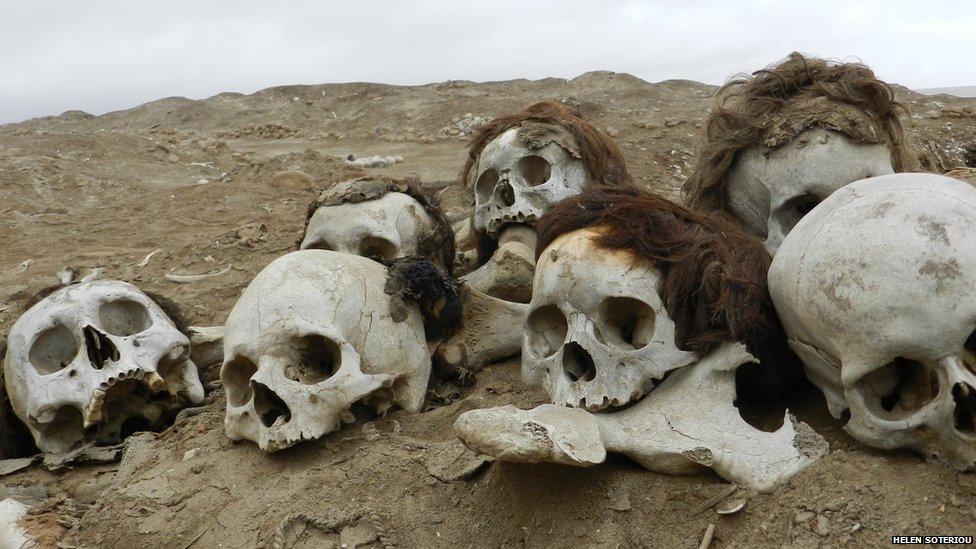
[536,187,779,359]
[460,101,631,189]
[683,52,909,213]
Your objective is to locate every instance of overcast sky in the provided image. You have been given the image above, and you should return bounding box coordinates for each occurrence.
[1,0,973,124]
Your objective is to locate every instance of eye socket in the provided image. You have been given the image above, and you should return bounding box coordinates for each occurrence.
[358,236,397,263]
[301,237,333,251]
[99,299,152,336]
[285,334,341,385]
[517,155,551,186]
[475,169,499,201]
[29,324,79,375]
[856,357,940,419]
[598,297,656,350]
[222,355,258,407]
[526,305,568,358]
[775,192,821,236]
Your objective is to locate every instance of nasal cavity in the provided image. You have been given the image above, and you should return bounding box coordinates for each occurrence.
[252,381,292,428]
[952,382,976,433]
[562,342,596,383]
[82,325,119,370]
[496,182,516,207]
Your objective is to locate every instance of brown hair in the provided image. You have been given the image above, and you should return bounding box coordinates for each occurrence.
[683,52,909,213]
[462,101,632,262]
[299,176,456,274]
[536,187,779,359]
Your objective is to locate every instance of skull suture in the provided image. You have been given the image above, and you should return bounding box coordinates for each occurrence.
[727,128,894,255]
[3,281,204,453]
[523,229,696,410]
[300,180,453,269]
[769,173,976,469]
[472,127,587,241]
[221,250,430,452]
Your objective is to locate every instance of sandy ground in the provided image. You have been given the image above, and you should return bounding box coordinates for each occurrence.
[1,72,976,548]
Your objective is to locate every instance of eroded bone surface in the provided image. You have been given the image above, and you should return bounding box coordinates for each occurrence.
[3,281,204,453]
[221,250,431,452]
[472,127,587,242]
[433,285,527,375]
[457,344,826,492]
[460,225,537,303]
[727,128,894,255]
[456,228,825,490]
[769,172,976,469]
[301,189,445,268]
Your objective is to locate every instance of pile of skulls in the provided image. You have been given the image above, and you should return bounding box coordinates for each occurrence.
[3,53,975,498]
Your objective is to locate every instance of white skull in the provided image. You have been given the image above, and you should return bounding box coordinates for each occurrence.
[769,172,976,469]
[221,250,431,452]
[523,229,697,410]
[473,127,587,239]
[300,192,443,267]
[2,281,204,453]
[727,128,894,255]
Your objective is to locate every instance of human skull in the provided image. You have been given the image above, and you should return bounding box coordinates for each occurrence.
[3,281,204,453]
[300,192,444,267]
[221,250,430,451]
[769,173,976,469]
[523,229,697,410]
[727,128,894,255]
[472,127,587,240]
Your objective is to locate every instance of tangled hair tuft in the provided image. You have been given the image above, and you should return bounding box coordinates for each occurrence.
[536,187,780,360]
[683,52,909,213]
[460,100,631,189]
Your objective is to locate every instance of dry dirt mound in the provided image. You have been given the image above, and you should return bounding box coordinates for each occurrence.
[0,72,975,548]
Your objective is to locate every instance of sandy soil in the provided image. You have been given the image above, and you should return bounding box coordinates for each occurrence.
[1,72,975,548]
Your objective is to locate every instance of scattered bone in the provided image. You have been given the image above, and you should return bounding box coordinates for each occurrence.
[434,285,527,374]
[136,249,161,267]
[164,266,231,283]
[770,173,976,469]
[188,325,225,378]
[460,227,535,302]
[0,499,35,548]
[699,524,716,549]
[18,259,31,272]
[56,266,76,285]
[80,268,103,282]
[344,154,403,168]
[457,344,825,491]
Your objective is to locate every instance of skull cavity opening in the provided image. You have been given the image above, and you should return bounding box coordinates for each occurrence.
[28,324,78,375]
[358,236,397,263]
[252,381,292,428]
[526,305,568,358]
[98,299,151,336]
[857,357,940,419]
[518,155,552,186]
[286,335,341,385]
[597,297,656,350]
[82,326,119,370]
[952,383,975,433]
[223,355,258,407]
[562,341,596,383]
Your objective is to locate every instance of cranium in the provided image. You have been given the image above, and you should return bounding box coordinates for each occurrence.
[2,281,204,453]
[221,250,430,452]
[457,223,826,490]
[523,229,697,410]
[472,127,587,241]
[300,179,452,270]
[727,127,894,255]
[769,172,976,469]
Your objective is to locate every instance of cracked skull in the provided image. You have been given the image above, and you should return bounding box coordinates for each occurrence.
[472,126,587,241]
[769,173,976,469]
[523,228,697,410]
[221,250,430,452]
[2,281,204,453]
[300,191,444,267]
[727,128,894,255]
